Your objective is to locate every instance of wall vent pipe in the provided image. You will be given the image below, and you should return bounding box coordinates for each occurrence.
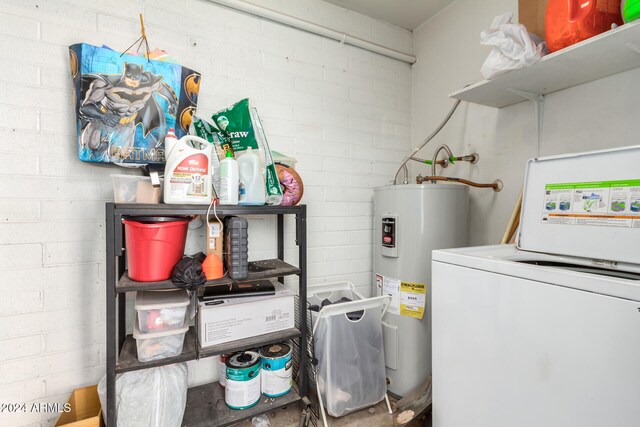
[203,0,417,64]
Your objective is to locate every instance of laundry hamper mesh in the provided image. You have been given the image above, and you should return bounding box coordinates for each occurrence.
[304,282,390,423]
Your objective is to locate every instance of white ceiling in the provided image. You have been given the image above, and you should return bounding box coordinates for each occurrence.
[323,0,455,30]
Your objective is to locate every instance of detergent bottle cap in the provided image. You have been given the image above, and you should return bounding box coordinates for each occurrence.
[225,151,234,158]
[167,127,176,136]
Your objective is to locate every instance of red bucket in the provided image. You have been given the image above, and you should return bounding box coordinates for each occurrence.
[123,217,189,282]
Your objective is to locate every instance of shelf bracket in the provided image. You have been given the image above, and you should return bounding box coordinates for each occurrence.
[508,88,544,154]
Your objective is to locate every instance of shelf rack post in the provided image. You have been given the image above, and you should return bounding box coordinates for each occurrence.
[296,205,308,397]
[277,214,284,284]
[105,204,117,427]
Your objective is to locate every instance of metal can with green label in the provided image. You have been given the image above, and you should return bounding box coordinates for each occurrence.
[225,351,261,410]
[259,342,293,397]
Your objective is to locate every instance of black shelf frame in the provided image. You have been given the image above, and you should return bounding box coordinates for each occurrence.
[116,259,301,293]
[105,203,308,427]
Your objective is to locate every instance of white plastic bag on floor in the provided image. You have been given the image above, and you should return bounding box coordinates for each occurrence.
[98,362,188,427]
[480,12,547,79]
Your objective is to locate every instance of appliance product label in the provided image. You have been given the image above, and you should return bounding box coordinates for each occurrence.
[399,282,426,320]
[541,179,640,228]
[376,274,427,319]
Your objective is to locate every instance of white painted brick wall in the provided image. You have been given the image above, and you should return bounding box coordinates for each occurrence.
[0,1,412,425]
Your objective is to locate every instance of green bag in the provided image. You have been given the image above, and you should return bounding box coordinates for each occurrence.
[194,99,283,205]
[212,98,257,153]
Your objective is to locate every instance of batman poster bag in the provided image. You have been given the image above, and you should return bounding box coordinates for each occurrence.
[69,43,201,164]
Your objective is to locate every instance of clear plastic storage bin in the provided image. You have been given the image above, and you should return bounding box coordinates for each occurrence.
[133,321,188,362]
[111,174,163,203]
[135,290,190,333]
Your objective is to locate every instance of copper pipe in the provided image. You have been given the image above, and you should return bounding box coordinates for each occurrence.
[416,175,503,192]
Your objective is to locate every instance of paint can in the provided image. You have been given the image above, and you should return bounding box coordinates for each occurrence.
[217,353,230,387]
[225,351,261,409]
[259,342,293,397]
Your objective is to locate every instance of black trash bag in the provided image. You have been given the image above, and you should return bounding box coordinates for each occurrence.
[192,252,206,264]
[172,256,206,292]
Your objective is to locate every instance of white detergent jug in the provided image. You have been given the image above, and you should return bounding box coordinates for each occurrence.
[164,129,213,204]
[238,148,266,206]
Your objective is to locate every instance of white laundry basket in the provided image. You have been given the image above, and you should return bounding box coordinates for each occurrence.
[308,282,392,426]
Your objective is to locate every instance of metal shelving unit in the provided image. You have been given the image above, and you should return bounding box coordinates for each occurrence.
[105,203,308,427]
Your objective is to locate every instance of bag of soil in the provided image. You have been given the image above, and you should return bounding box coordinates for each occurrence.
[211,98,283,205]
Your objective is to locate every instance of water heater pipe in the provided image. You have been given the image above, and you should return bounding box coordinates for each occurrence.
[393,99,462,184]
[203,0,417,64]
[410,153,479,166]
[416,175,503,192]
[431,144,454,177]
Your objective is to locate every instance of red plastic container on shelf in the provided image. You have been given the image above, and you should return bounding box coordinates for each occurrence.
[123,217,189,282]
[546,0,622,52]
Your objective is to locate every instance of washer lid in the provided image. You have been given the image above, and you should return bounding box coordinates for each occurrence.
[518,145,640,265]
[432,245,640,302]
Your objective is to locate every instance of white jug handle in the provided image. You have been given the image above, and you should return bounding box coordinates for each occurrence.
[179,135,211,149]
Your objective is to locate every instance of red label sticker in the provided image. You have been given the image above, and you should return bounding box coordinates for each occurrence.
[175,153,208,174]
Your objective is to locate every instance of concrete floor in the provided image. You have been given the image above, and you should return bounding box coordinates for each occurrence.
[236,398,432,427]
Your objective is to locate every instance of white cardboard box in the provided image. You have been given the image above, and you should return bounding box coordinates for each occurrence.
[198,283,296,348]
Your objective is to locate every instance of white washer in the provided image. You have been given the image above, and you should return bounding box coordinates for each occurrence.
[432,146,640,427]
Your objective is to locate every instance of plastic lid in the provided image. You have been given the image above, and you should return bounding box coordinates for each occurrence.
[225,151,234,158]
[227,351,261,368]
[133,316,189,339]
[135,289,190,310]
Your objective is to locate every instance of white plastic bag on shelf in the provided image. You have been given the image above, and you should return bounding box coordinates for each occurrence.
[480,12,547,79]
[98,362,188,427]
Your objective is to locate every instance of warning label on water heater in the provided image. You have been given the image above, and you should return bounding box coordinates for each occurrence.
[400,282,426,320]
[376,274,426,319]
[541,179,640,228]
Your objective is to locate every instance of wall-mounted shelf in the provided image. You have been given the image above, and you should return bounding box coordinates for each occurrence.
[450,21,640,108]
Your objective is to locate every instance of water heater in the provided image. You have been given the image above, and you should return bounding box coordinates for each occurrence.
[373,184,469,396]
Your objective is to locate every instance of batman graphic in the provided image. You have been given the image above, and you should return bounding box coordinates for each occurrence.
[79,62,178,162]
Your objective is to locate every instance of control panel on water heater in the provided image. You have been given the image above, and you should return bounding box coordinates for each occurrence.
[381,216,398,258]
